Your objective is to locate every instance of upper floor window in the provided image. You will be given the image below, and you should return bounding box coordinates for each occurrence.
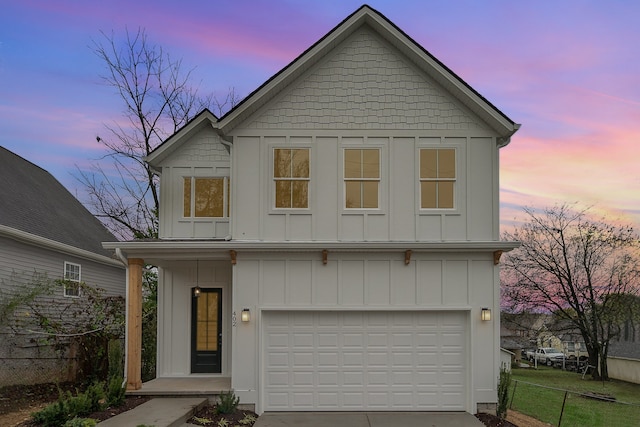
[420,148,455,209]
[63,261,81,297]
[183,177,230,218]
[344,148,379,209]
[273,148,309,209]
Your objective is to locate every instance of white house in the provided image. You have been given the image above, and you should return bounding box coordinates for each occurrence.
[105,5,520,414]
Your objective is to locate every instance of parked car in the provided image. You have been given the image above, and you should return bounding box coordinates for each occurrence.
[528,347,566,366]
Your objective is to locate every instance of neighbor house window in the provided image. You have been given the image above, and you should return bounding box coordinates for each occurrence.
[183,177,230,218]
[273,148,309,209]
[420,148,455,209]
[63,261,81,297]
[344,148,379,209]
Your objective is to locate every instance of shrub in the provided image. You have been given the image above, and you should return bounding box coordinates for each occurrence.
[106,375,126,407]
[32,399,68,427]
[216,390,239,414]
[497,363,512,418]
[84,382,106,412]
[64,418,98,427]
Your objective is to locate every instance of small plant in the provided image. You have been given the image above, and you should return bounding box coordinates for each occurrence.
[64,418,98,427]
[239,413,257,425]
[215,390,239,414]
[84,381,106,412]
[497,363,512,419]
[106,375,126,406]
[32,399,68,427]
[193,415,214,425]
[216,418,229,427]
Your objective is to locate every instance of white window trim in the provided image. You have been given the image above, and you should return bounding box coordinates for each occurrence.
[268,144,313,214]
[182,176,230,219]
[340,144,386,215]
[63,261,81,298]
[416,143,463,215]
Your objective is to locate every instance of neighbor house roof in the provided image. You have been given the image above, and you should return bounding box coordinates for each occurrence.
[0,146,121,263]
[147,4,520,167]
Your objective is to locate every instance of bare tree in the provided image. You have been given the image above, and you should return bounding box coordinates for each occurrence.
[502,204,640,380]
[78,28,239,239]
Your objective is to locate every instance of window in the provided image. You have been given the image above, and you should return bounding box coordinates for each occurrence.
[344,148,379,209]
[64,262,81,297]
[273,148,309,209]
[420,148,455,209]
[183,177,230,217]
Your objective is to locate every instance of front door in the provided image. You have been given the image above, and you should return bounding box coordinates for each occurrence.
[191,288,222,373]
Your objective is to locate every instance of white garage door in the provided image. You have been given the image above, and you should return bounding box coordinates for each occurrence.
[263,311,467,411]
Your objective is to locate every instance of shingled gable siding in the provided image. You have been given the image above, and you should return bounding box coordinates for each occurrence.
[246,27,487,131]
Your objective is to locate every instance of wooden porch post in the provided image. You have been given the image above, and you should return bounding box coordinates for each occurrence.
[126,258,144,390]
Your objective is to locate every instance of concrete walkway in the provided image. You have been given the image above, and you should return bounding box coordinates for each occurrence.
[97,397,484,427]
[252,411,484,427]
[97,397,207,427]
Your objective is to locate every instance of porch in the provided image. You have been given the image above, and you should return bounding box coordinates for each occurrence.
[127,377,231,397]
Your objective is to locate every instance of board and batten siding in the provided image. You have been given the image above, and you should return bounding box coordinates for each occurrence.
[230,134,498,242]
[231,251,499,408]
[158,126,231,239]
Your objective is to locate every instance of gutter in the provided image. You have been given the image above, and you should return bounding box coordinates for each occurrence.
[0,224,124,268]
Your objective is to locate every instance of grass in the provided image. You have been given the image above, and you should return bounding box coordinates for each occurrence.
[510,366,640,427]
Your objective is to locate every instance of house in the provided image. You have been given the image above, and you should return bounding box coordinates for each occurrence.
[608,317,640,384]
[0,146,125,386]
[105,5,520,414]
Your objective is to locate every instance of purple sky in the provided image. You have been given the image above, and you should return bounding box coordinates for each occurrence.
[2,1,639,230]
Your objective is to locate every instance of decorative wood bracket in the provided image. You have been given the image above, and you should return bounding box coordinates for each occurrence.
[404,250,412,265]
[230,250,237,265]
[322,250,328,265]
[493,250,503,265]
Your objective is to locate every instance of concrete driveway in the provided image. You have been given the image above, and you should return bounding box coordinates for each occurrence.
[253,412,484,427]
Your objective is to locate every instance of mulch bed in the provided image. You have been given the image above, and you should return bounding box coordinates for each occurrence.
[0,382,151,426]
[188,405,258,426]
[2,383,515,427]
[476,413,518,427]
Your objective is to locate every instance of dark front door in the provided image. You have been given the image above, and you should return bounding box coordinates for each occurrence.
[191,288,222,373]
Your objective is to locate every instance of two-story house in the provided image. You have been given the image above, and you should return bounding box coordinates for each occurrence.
[0,146,125,386]
[106,5,520,414]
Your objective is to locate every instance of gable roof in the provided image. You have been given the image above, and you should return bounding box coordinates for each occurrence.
[0,146,120,261]
[217,4,519,139]
[147,5,520,165]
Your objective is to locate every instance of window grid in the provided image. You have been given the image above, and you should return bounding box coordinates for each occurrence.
[64,262,81,297]
[344,148,380,209]
[419,148,456,209]
[273,148,310,209]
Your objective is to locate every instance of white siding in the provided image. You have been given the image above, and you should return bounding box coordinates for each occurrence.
[158,126,231,239]
[157,260,232,377]
[231,252,499,411]
[0,236,124,297]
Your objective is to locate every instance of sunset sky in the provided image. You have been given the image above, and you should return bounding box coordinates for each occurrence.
[1,1,639,231]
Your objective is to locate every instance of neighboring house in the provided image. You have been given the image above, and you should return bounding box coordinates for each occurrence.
[608,319,640,384]
[106,6,520,414]
[0,146,125,386]
[500,348,514,372]
[500,312,550,361]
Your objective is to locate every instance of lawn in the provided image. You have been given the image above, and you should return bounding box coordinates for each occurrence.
[510,366,640,427]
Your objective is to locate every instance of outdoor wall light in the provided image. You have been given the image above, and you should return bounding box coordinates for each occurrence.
[193,286,201,298]
[481,308,491,321]
[241,309,251,323]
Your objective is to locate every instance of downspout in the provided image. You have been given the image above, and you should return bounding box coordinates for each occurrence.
[213,123,234,239]
[115,248,129,389]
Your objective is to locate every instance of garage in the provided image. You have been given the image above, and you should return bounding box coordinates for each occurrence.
[262,310,467,411]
